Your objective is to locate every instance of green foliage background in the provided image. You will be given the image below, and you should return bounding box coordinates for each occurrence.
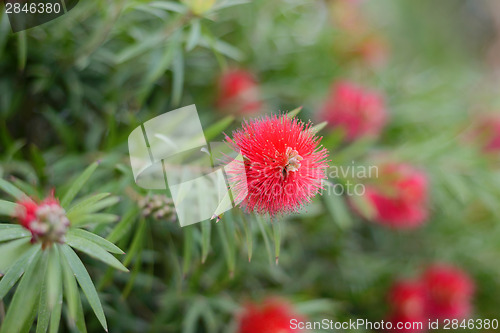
[0,0,500,332]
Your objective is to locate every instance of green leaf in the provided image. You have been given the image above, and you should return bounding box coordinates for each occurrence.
[106,208,139,244]
[60,250,79,324]
[0,224,30,242]
[148,1,187,13]
[210,0,251,12]
[0,237,32,273]
[17,31,27,71]
[69,213,119,227]
[66,233,128,272]
[216,220,235,277]
[9,177,39,198]
[68,229,124,254]
[74,293,88,333]
[171,47,184,106]
[272,219,281,265]
[201,220,211,264]
[0,200,16,217]
[42,109,77,151]
[198,37,244,61]
[60,244,108,332]
[286,106,303,119]
[182,226,194,276]
[0,178,29,200]
[0,250,46,333]
[123,218,146,267]
[46,246,62,310]
[186,19,201,51]
[60,162,99,209]
[48,290,62,333]
[0,243,40,299]
[255,215,274,266]
[324,194,352,229]
[203,115,234,141]
[241,214,253,262]
[310,121,328,134]
[66,193,111,215]
[36,275,51,333]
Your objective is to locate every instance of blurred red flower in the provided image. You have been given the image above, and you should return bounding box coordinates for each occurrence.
[386,280,427,332]
[225,114,329,216]
[237,298,303,333]
[14,195,70,246]
[422,264,474,321]
[216,69,262,115]
[360,163,429,229]
[385,264,475,332]
[319,81,387,141]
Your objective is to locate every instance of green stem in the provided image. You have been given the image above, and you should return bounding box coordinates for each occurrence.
[272,218,281,265]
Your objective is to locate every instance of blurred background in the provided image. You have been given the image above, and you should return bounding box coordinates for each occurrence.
[1,0,500,332]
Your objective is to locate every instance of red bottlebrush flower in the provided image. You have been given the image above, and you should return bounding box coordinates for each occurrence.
[386,280,427,333]
[13,194,70,246]
[237,298,303,333]
[216,69,262,115]
[357,163,429,229]
[422,264,474,321]
[225,114,329,216]
[319,81,387,141]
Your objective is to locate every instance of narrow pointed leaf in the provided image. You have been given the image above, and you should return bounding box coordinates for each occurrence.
[0,237,33,273]
[46,246,62,310]
[272,219,281,265]
[36,274,50,333]
[106,208,138,244]
[66,193,111,215]
[201,220,211,263]
[182,226,194,276]
[0,225,30,242]
[66,234,128,272]
[0,244,40,299]
[0,250,46,333]
[310,121,328,134]
[61,250,79,322]
[204,115,234,141]
[286,106,303,119]
[70,213,119,227]
[60,244,108,332]
[61,162,99,208]
[0,178,29,200]
[241,214,253,262]
[0,200,17,217]
[68,229,124,254]
[48,291,62,333]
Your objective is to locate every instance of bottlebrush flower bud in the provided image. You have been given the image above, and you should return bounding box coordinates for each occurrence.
[237,298,304,333]
[216,69,262,116]
[319,81,387,141]
[354,162,429,229]
[422,264,474,321]
[14,195,70,247]
[138,194,176,222]
[225,114,329,216]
